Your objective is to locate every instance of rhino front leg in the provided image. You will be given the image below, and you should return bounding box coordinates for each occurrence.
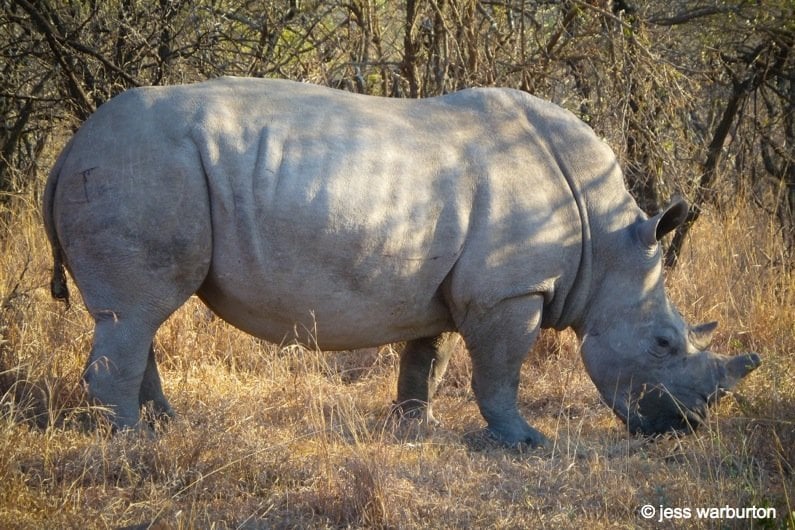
[396,335,452,424]
[457,294,549,447]
[139,344,175,422]
[83,315,158,430]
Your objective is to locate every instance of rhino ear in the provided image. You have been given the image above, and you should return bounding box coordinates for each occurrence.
[689,321,718,350]
[638,198,689,247]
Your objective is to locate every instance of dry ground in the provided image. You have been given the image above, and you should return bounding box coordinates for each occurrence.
[0,186,792,529]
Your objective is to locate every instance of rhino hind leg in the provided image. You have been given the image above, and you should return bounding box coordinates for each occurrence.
[455,294,549,447]
[84,316,160,430]
[395,335,452,424]
[51,162,212,431]
[79,269,204,431]
[139,344,175,423]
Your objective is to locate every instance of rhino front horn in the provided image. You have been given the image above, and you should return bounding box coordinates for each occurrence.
[721,352,762,390]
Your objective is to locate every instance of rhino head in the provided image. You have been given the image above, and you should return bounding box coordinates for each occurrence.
[579,199,761,435]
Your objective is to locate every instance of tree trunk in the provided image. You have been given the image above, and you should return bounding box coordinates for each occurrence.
[402,0,421,98]
[664,80,746,267]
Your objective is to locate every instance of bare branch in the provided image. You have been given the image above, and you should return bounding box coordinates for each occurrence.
[648,6,739,26]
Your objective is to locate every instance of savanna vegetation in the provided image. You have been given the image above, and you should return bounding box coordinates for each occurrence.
[0,1,793,528]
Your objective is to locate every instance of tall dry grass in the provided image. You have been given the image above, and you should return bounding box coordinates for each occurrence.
[0,185,792,529]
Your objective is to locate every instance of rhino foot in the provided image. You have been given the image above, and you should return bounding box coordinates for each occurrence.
[463,426,551,451]
[487,423,551,448]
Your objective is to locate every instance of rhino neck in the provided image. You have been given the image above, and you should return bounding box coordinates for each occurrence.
[549,188,592,332]
[551,159,640,334]
[542,159,596,332]
[572,194,647,338]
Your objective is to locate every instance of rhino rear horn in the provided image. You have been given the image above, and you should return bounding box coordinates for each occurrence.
[638,198,689,247]
[689,321,718,351]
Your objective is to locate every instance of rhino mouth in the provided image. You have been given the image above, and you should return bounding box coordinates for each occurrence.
[614,385,714,436]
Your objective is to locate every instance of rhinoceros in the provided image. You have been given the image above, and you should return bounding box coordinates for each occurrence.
[43,77,760,445]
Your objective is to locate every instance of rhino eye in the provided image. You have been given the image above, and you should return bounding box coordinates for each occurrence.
[655,337,671,349]
[649,335,676,358]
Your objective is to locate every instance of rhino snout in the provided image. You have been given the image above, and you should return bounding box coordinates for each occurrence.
[626,352,762,436]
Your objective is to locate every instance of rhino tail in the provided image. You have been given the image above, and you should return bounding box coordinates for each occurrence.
[42,138,73,308]
[50,251,69,307]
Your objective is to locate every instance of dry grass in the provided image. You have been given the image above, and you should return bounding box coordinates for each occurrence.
[0,185,792,529]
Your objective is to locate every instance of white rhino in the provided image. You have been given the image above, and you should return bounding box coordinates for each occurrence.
[43,77,760,445]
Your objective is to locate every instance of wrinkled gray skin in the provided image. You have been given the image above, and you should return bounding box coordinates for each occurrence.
[43,77,761,445]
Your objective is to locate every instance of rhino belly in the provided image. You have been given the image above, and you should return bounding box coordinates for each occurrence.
[197,267,454,350]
